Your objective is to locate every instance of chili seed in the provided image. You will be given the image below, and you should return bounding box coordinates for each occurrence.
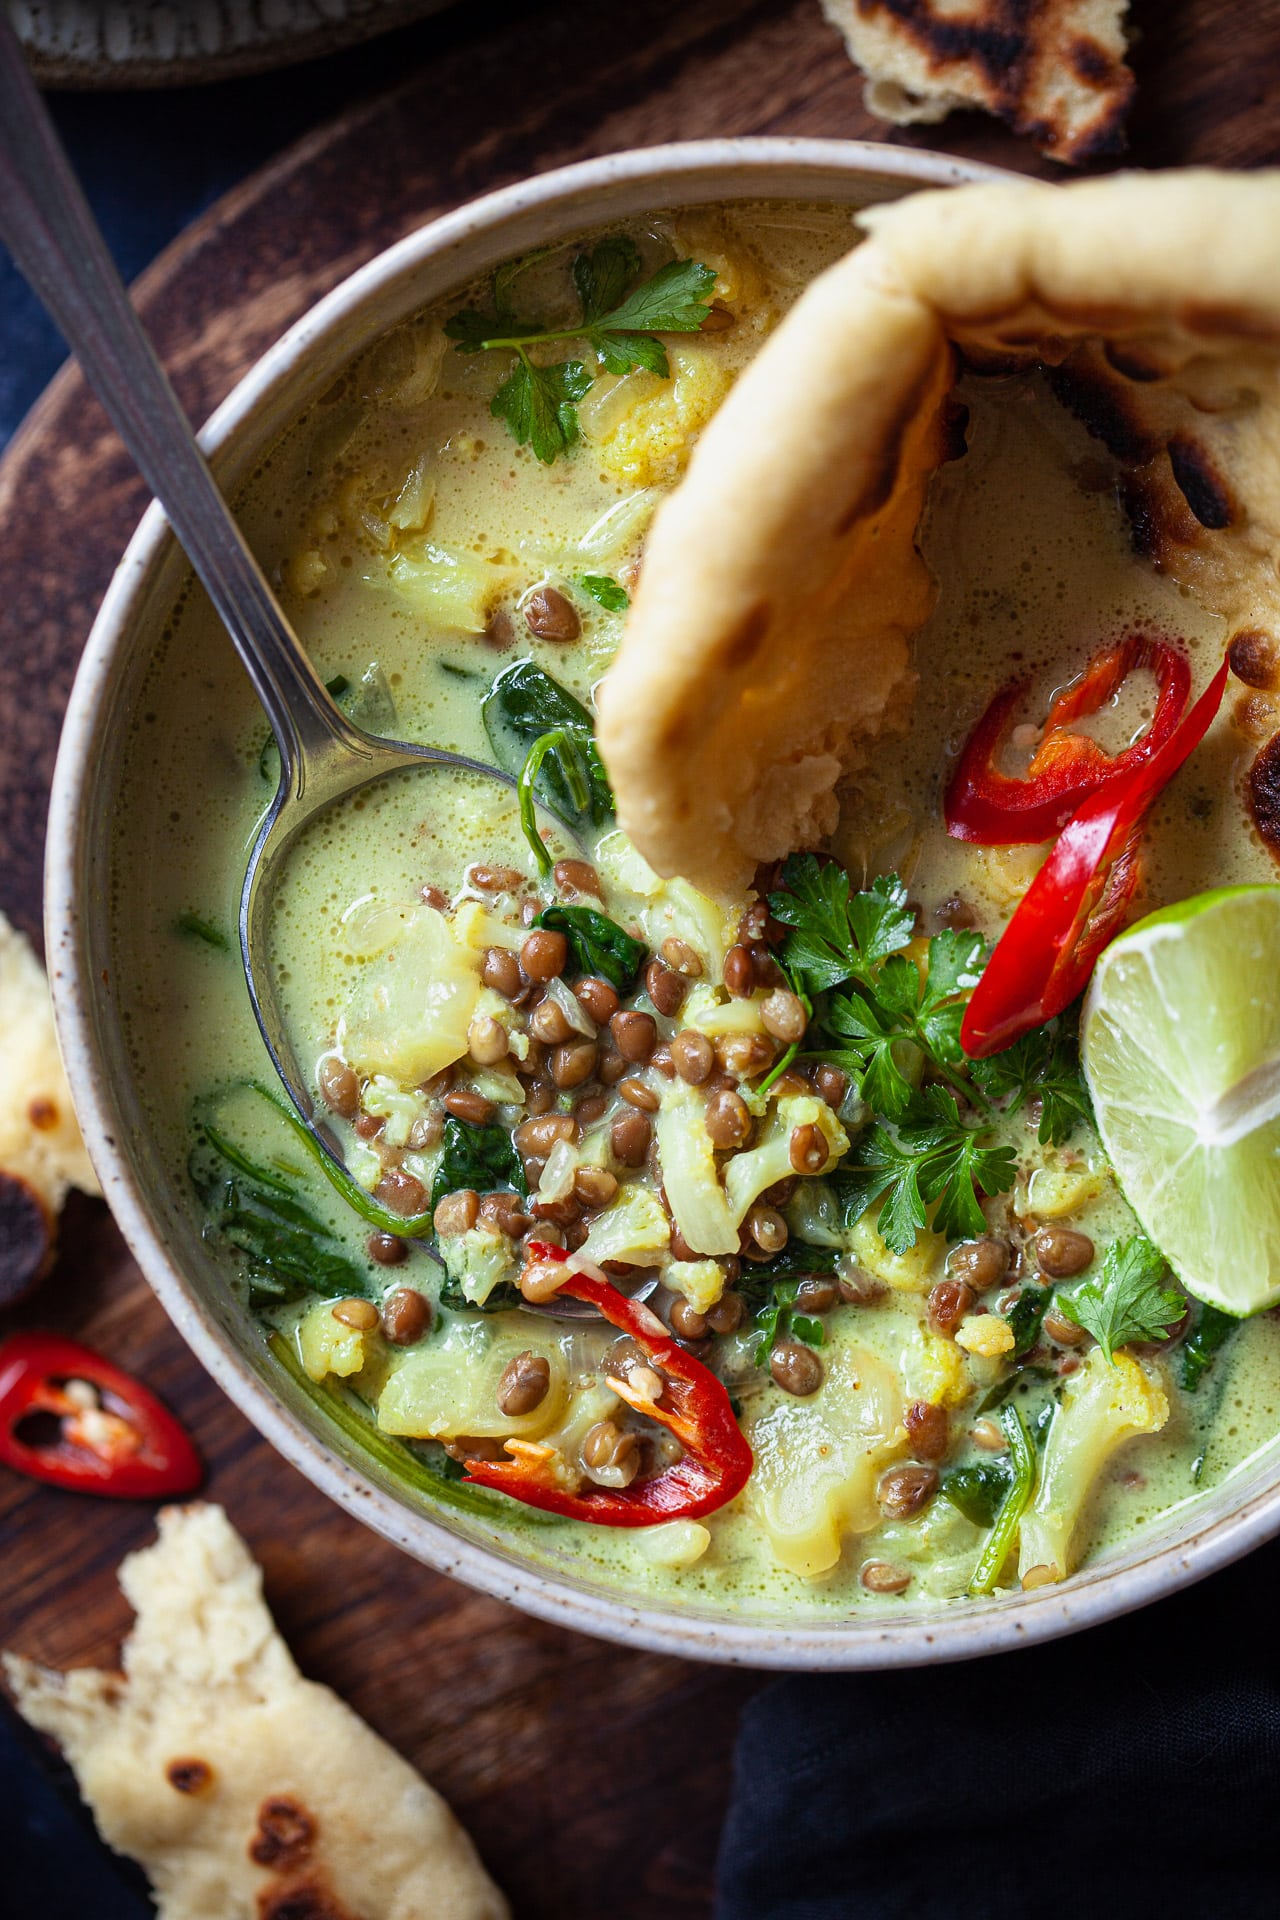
[789,1122,829,1176]
[521,929,568,983]
[928,1277,975,1337]
[479,1192,531,1237]
[515,1114,578,1155]
[904,1400,949,1462]
[619,1076,660,1112]
[723,944,754,997]
[375,1167,429,1217]
[761,989,807,1044]
[331,1296,378,1330]
[670,1029,715,1084]
[471,864,524,892]
[573,1166,618,1210]
[661,937,703,977]
[877,1464,938,1519]
[468,1014,509,1065]
[861,1561,912,1595]
[705,1088,752,1149]
[746,1204,788,1255]
[705,1290,744,1335]
[575,975,619,1024]
[611,1109,652,1166]
[770,1340,823,1396]
[524,585,580,642]
[433,1188,479,1236]
[551,1039,598,1089]
[1034,1226,1095,1277]
[497,1350,552,1416]
[367,1231,408,1266]
[948,1236,1010,1292]
[669,1297,709,1340]
[645,959,686,1017]
[610,1009,657,1062]
[444,1087,495,1125]
[530,999,575,1045]
[480,945,522,997]
[318,1055,358,1119]
[381,1287,432,1345]
[794,1277,838,1314]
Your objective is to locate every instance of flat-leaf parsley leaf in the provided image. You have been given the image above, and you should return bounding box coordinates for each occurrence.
[1056,1235,1186,1362]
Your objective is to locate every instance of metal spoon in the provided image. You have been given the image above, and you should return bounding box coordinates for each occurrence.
[0,22,629,1319]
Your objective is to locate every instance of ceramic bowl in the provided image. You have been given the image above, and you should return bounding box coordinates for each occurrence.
[47,139,1280,1667]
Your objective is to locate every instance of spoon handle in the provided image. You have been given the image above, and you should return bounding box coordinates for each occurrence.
[0,18,353,784]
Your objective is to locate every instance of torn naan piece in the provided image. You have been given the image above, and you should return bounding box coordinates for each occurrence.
[5,1504,508,1920]
[598,170,1280,899]
[820,0,1134,164]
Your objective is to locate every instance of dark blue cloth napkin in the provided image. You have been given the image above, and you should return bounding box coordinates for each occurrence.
[714,1536,1280,1920]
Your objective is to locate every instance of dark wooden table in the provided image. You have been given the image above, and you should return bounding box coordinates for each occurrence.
[2,2,1277,1911]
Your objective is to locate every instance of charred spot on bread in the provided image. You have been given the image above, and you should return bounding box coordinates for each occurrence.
[1248,733,1280,856]
[258,1878,354,1920]
[1229,629,1280,691]
[250,1796,316,1871]
[1167,433,1235,530]
[167,1757,214,1795]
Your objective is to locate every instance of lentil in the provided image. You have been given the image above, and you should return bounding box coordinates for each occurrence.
[1034,1226,1095,1277]
[1043,1304,1088,1346]
[619,1075,660,1111]
[761,988,807,1043]
[904,1400,949,1461]
[746,1204,788,1255]
[382,1288,432,1345]
[837,1267,887,1306]
[948,1236,1010,1292]
[419,882,449,910]
[497,1350,552,1415]
[433,1188,479,1236]
[353,1110,384,1140]
[877,1464,938,1519]
[531,998,575,1045]
[789,1122,829,1176]
[645,959,686,1016]
[611,1109,652,1166]
[861,1561,912,1595]
[611,1008,658,1062]
[770,1341,823,1396]
[715,1033,774,1078]
[671,1029,715,1084]
[467,1014,509,1065]
[928,1277,975,1337]
[793,1276,838,1314]
[575,975,619,1024]
[705,1291,744,1335]
[331,1297,378,1331]
[815,1064,849,1109]
[367,1231,408,1266]
[722,945,754,997]
[318,1055,358,1119]
[520,1259,568,1304]
[661,937,703,976]
[553,857,601,898]
[524,586,580,641]
[444,1087,495,1125]
[573,1166,618,1210]
[521,928,568,983]
[970,1417,1007,1452]
[705,1088,752,1149]
[471,864,524,892]
[375,1167,429,1217]
[480,945,522,997]
[479,1192,531,1237]
[551,1039,598,1088]
[669,1297,709,1340]
[582,1419,639,1485]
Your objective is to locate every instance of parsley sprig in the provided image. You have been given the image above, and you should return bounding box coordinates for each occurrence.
[836,1086,1019,1255]
[1056,1235,1186,1362]
[971,1014,1092,1148]
[445,237,717,464]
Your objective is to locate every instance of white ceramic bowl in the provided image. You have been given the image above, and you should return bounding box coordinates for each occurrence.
[46,139,1280,1667]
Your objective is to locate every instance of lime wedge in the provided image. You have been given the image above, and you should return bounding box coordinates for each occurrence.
[1082,885,1280,1316]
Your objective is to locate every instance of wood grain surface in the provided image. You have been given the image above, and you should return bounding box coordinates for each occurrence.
[2,1,1278,1912]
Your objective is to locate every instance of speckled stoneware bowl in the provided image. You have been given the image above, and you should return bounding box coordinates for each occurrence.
[46,141,1280,1667]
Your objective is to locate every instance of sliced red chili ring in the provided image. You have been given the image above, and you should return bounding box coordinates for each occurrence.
[0,1332,202,1498]
[961,657,1230,1059]
[463,1244,753,1526]
[946,633,1192,846]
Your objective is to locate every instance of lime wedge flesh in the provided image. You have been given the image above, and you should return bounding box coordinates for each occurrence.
[1082,885,1280,1316]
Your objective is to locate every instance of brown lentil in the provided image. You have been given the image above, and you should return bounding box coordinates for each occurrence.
[598,1047,628,1085]
[650,1044,675,1078]
[553,857,601,898]
[971,1417,1008,1452]
[467,1014,509,1065]
[789,1122,830,1176]
[644,959,686,1017]
[933,894,976,931]
[1043,1304,1088,1346]
[877,1464,938,1519]
[480,945,522,997]
[948,1236,1010,1292]
[1034,1226,1095,1277]
[471,864,524,892]
[367,1231,408,1266]
[551,1039,598,1089]
[715,1033,775,1079]
[611,1008,658,1062]
[723,944,754,997]
[575,1092,609,1125]
[524,1082,554,1116]
[814,1064,849,1109]
[375,1167,429,1217]
[761,989,808,1044]
[443,1087,496,1126]
[515,1113,578,1156]
[419,882,449,910]
[861,1561,912,1595]
[479,1192,531,1237]
[531,998,575,1045]
[573,1166,618,1210]
[669,1222,701,1262]
[520,1258,569,1304]
[705,1290,744,1335]
[705,1087,753,1149]
[407,1111,443,1151]
[433,1188,479,1236]
[353,1110,384,1140]
[420,1066,456,1098]
[497,1350,552,1415]
[904,1400,949,1461]
[928,1277,975,1337]
[669,1297,709,1340]
[381,1287,432,1345]
[746,1204,788,1255]
[794,1277,838,1314]
[770,1340,823,1396]
[700,299,736,332]
[661,937,703,977]
[837,1267,887,1306]
[671,1029,715,1084]
[611,1108,653,1166]
[619,1075,660,1112]
[521,928,568,983]
[575,975,619,1024]
[331,1296,379,1331]
[582,1419,639,1484]
[524,585,580,641]
[318,1056,359,1119]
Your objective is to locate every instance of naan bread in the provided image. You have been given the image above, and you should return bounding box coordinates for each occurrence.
[820,0,1133,164]
[598,170,1280,899]
[5,1504,508,1920]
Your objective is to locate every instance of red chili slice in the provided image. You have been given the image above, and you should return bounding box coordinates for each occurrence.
[961,657,1229,1058]
[463,1245,753,1526]
[946,634,1192,846]
[0,1333,202,1498]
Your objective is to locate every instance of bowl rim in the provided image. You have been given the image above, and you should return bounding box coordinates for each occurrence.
[45,135,1280,1669]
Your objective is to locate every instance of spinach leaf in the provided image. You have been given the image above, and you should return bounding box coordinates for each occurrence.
[1006,1285,1050,1358]
[174,911,229,952]
[1179,1301,1240,1392]
[192,1123,368,1308]
[940,1459,1012,1528]
[576,573,630,612]
[535,904,646,992]
[482,658,613,832]
[430,1117,526,1213]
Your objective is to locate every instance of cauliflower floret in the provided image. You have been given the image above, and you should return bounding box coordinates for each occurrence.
[846,1209,947,1294]
[379,538,515,632]
[1017,1347,1169,1585]
[655,1081,738,1257]
[593,831,733,978]
[955,1314,1016,1359]
[296,1300,375,1383]
[901,1326,972,1409]
[587,344,733,487]
[665,1259,727,1315]
[439,1225,518,1306]
[579,1182,672,1267]
[1023,1154,1109,1219]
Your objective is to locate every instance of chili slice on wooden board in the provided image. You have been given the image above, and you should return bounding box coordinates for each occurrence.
[961,657,1230,1059]
[0,1333,202,1497]
[946,635,1192,846]
[463,1244,753,1525]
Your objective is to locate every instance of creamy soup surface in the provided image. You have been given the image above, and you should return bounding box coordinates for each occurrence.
[112,202,1280,1614]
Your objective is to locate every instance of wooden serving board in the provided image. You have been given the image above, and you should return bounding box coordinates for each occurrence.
[2,1,1277,1911]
